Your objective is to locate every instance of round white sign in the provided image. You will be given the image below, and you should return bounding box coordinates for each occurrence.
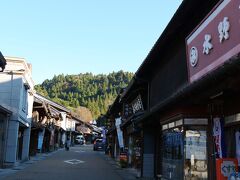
[190,47,198,67]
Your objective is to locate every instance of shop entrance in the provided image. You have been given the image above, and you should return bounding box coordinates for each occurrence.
[184,126,208,179]
[17,126,24,161]
[161,126,184,180]
[159,119,208,180]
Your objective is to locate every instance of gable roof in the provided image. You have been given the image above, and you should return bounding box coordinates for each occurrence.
[34,93,70,113]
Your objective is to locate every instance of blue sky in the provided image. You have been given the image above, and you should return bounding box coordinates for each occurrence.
[0,1,182,84]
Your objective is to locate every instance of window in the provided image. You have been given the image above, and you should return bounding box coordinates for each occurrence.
[22,83,30,114]
[184,128,208,180]
[22,85,28,113]
[161,127,184,180]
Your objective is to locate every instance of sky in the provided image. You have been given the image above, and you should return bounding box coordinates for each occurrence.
[0,1,182,84]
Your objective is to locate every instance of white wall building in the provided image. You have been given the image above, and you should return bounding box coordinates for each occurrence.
[60,112,76,144]
[0,57,34,167]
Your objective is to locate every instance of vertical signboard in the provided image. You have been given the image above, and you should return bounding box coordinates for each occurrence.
[216,158,238,180]
[115,118,124,148]
[38,128,45,152]
[131,95,144,114]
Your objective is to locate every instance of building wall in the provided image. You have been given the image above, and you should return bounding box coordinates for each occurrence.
[0,57,34,166]
[0,74,21,113]
[5,121,19,164]
[0,112,10,167]
[142,125,155,178]
[150,45,187,108]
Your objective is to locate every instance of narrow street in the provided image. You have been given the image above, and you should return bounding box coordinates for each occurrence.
[1,145,135,180]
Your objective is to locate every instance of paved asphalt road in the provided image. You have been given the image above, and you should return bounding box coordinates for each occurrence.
[1,145,132,180]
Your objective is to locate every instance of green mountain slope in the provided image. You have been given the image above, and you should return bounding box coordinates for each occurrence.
[35,71,133,120]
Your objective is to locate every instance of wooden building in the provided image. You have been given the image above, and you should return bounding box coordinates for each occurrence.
[30,93,71,155]
[106,0,240,179]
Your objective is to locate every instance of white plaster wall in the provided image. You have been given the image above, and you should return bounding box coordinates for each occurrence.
[0,74,21,114]
[60,112,67,131]
[0,57,34,165]
[0,74,21,164]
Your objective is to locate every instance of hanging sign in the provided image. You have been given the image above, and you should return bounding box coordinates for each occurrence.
[115,118,124,148]
[186,0,240,82]
[213,117,227,158]
[131,95,144,114]
[236,131,240,166]
[37,128,45,150]
[229,172,240,180]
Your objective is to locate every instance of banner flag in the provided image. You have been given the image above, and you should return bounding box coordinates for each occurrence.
[213,117,226,158]
[38,128,45,151]
[115,118,124,148]
[236,131,240,166]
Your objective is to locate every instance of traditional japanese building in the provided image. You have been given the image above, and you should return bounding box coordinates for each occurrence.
[119,78,148,177]
[31,93,71,154]
[0,56,34,167]
[75,119,93,144]
[106,94,122,159]
[106,0,240,179]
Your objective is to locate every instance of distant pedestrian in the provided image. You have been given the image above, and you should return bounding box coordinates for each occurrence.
[65,137,70,151]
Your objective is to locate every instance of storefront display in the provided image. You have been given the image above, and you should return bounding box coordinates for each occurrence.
[184,129,208,179]
[160,118,208,180]
[161,127,184,180]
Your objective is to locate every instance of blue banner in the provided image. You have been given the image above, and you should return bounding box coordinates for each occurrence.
[213,117,226,158]
[38,128,45,151]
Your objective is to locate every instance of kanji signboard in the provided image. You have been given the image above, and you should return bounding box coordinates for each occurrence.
[186,0,240,83]
[216,158,238,180]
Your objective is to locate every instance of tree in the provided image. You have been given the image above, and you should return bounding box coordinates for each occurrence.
[73,106,93,122]
[35,71,134,120]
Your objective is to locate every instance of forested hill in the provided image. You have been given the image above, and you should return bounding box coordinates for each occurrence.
[35,71,134,120]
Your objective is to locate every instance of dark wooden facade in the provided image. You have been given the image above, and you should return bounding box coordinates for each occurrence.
[105,0,240,179]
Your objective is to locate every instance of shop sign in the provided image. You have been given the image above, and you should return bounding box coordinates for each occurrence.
[37,129,45,150]
[213,118,226,158]
[229,172,240,180]
[216,158,238,180]
[186,0,240,83]
[131,95,144,114]
[236,131,240,166]
[115,117,124,148]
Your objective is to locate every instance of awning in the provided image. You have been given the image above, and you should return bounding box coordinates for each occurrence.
[0,105,12,115]
[0,51,6,72]
[77,125,92,134]
[48,106,61,118]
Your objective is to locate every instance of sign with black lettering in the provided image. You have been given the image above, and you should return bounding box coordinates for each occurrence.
[131,95,144,114]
